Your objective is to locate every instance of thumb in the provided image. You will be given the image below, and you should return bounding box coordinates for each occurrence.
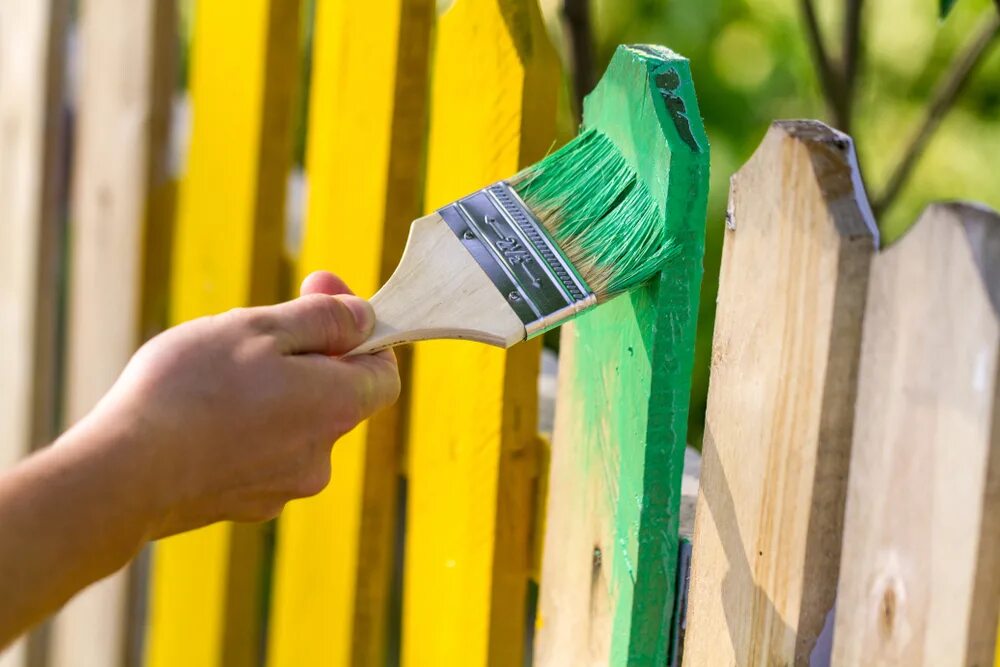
[268,293,375,355]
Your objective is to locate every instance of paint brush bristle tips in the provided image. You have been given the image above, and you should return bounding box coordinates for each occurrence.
[510,128,678,300]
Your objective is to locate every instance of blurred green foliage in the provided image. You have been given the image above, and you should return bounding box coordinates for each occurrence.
[545,0,1000,445]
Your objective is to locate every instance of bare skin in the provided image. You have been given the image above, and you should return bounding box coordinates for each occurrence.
[0,271,399,649]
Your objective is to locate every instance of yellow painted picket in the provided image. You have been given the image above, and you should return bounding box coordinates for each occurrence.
[402,1,558,665]
[266,1,432,666]
[144,2,301,666]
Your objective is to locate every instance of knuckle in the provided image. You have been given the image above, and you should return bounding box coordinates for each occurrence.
[221,306,277,336]
[221,306,251,325]
[384,368,402,403]
[243,310,278,335]
[366,358,402,408]
[316,299,346,352]
[297,295,348,354]
[295,459,332,498]
[338,397,369,431]
[333,358,402,427]
[331,387,375,440]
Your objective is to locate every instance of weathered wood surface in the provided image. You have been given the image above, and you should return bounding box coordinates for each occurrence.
[401,1,557,664]
[683,121,877,666]
[832,203,1000,666]
[144,2,300,666]
[51,2,176,665]
[266,1,431,665]
[0,1,69,664]
[0,0,67,503]
[535,45,709,667]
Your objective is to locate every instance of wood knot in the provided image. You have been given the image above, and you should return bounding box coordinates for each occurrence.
[868,553,911,652]
[878,586,897,639]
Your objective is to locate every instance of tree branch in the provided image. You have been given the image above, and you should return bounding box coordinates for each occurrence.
[841,0,865,133]
[562,0,595,124]
[874,10,1000,217]
[799,0,849,129]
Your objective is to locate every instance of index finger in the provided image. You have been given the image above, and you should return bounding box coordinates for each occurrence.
[298,349,401,429]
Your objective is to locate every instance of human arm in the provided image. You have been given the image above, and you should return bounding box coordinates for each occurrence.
[0,272,398,648]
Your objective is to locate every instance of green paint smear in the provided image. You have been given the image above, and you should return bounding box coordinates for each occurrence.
[566,44,709,667]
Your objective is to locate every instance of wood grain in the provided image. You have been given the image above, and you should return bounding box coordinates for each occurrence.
[351,212,525,354]
[682,121,877,666]
[143,2,300,666]
[265,1,431,665]
[534,45,709,667]
[401,1,557,664]
[0,1,69,664]
[50,2,176,665]
[0,0,67,493]
[831,202,1000,666]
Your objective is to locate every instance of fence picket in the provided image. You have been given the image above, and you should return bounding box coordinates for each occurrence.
[50,2,176,665]
[266,2,432,665]
[534,46,709,667]
[4,0,997,657]
[0,1,69,664]
[682,121,877,666]
[401,1,558,664]
[832,203,1000,666]
[144,2,301,666]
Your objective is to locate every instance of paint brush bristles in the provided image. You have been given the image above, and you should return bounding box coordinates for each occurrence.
[510,128,679,299]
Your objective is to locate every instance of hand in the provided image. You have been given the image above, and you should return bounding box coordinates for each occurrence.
[78,271,399,537]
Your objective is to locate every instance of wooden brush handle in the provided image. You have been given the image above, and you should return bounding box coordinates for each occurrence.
[346,213,525,356]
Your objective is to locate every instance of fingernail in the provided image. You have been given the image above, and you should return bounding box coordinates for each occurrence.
[340,295,375,333]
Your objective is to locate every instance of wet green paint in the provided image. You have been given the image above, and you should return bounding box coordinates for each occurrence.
[513,128,681,296]
[566,44,709,666]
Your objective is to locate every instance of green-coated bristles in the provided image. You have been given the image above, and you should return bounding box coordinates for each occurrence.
[510,128,678,299]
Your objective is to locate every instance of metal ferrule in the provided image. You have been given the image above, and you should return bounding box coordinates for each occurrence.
[437,181,596,339]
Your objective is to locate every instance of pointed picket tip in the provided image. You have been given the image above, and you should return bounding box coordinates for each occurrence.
[735,120,879,246]
[582,44,710,234]
[686,119,876,666]
[885,201,1000,317]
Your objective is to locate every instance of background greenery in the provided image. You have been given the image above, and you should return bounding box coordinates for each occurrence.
[543,0,1000,445]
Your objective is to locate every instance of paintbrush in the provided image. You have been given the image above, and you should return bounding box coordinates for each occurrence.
[349,45,701,356]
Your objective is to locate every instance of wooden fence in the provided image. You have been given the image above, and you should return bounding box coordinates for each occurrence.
[683,121,999,667]
[0,1,997,666]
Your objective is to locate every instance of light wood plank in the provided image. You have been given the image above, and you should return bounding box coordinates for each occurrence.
[50,2,176,666]
[401,1,557,665]
[0,1,69,664]
[534,45,709,667]
[682,121,877,666]
[0,0,67,492]
[266,1,432,665]
[144,2,300,666]
[831,202,1000,666]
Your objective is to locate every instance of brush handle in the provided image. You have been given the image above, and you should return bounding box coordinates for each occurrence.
[346,212,526,356]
